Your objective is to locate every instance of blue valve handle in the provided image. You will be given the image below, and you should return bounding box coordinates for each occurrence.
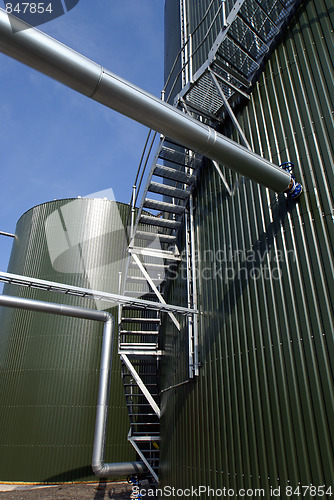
[128,475,143,499]
[280,162,303,200]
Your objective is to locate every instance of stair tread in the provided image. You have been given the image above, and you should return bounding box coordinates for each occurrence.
[148,181,190,200]
[126,275,166,283]
[154,164,196,184]
[129,260,170,270]
[124,291,158,298]
[143,198,185,214]
[121,318,160,323]
[158,145,202,169]
[120,330,159,335]
[134,230,177,243]
[139,214,181,229]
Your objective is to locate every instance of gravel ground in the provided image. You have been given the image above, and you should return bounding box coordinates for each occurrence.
[0,481,143,500]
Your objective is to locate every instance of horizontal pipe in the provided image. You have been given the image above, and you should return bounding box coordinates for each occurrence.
[0,9,291,192]
[0,294,146,478]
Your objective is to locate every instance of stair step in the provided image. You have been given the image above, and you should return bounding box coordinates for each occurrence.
[120,342,158,348]
[159,144,200,169]
[139,214,181,229]
[130,246,181,261]
[131,449,159,455]
[131,423,159,427]
[121,317,160,324]
[128,433,160,440]
[129,260,170,270]
[120,330,159,335]
[135,230,177,244]
[124,290,158,299]
[130,449,159,455]
[127,402,158,407]
[123,376,159,382]
[126,395,159,401]
[148,181,189,200]
[122,304,160,312]
[120,351,162,358]
[124,383,158,388]
[154,164,196,184]
[126,275,165,284]
[143,198,185,214]
[214,55,251,88]
[128,413,157,417]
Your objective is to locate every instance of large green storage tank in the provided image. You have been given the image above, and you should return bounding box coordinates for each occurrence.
[161,0,333,497]
[0,198,135,482]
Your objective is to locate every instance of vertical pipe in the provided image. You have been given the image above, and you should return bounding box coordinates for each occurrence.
[185,208,194,378]
[222,0,227,27]
[130,184,136,242]
[189,33,193,83]
[189,194,199,376]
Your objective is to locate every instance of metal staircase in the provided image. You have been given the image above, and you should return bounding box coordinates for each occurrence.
[118,135,201,482]
[172,0,303,127]
[118,0,303,483]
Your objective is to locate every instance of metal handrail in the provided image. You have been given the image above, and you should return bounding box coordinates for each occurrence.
[125,128,153,233]
[163,1,223,103]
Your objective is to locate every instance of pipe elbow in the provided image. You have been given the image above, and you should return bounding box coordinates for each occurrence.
[92,461,147,478]
[92,461,108,477]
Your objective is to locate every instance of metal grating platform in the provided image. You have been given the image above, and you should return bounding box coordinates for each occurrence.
[175,0,303,121]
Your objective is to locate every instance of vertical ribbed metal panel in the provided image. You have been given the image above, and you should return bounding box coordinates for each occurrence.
[187,0,222,75]
[164,0,222,102]
[164,0,182,101]
[160,0,333,496]
[0,199,135,482]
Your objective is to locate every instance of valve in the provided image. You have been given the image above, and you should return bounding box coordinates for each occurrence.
[280,162,303,200]
[128,475,143,499]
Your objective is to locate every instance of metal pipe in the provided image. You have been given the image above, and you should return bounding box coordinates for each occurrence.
[0,9,291,192]
[0,231,16,238]
[0,294,146,478]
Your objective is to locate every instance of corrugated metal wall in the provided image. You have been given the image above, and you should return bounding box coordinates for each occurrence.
[186,0,222,75]
[164,0,181,101]
[160,0,333,496]
[0,199,135,482]
[164,0,223,103]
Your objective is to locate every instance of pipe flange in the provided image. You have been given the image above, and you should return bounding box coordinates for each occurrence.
[280,162,303,200]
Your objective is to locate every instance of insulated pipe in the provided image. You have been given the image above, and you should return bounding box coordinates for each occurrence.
[0,9,291,192]
[0,231,16,238]
[0,294,147,478]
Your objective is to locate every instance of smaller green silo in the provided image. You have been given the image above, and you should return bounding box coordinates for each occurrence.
[0,198,135,482]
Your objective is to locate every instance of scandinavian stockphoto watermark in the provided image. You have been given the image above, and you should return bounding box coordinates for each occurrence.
[168,246,296,284]
[3,0,80,31]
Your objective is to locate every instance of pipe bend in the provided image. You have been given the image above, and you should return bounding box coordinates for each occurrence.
[92,461,147,478]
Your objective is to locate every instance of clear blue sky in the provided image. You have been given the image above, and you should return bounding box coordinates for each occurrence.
[0,0,165,273]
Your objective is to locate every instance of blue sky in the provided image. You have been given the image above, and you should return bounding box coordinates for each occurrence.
[0,0,165,273]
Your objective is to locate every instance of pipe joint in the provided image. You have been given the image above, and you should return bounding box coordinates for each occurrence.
[200,126,217,156]
[280,162,303,200]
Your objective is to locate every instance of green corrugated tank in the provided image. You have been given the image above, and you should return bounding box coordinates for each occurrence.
[161,0,333,497]
[0,198,135,482]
